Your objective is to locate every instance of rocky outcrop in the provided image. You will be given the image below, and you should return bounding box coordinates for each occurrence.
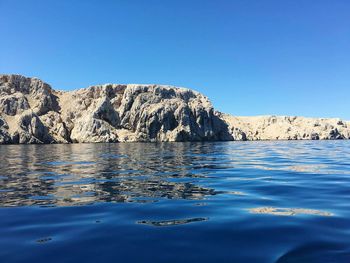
[0,74,230,143]
[0,74,349,144]
[219,113,350,141]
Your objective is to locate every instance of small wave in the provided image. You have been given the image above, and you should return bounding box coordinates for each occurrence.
[275,242,350,263]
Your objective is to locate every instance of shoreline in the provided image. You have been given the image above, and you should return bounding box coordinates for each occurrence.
[1,74,349,144]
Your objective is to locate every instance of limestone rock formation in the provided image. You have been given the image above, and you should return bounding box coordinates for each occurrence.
[219,113,350,140]
[0,74,230,143]
[0,74,349,144]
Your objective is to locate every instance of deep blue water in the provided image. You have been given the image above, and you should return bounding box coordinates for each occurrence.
[1,141,350,262]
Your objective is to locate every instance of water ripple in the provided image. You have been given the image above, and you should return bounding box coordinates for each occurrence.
[1,141,350,262]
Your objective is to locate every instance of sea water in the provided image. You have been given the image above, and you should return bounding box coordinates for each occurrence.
[0,141,350,262]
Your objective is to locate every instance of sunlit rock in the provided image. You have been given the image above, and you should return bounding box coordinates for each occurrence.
[0,74,349,144]
[219,114,350,141]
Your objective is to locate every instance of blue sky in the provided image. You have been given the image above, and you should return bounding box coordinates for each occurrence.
[1,0,349,119]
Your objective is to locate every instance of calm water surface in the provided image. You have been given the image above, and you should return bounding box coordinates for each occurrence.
[1,141,350,262]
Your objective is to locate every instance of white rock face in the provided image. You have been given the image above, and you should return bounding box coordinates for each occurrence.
[0,74,349,144]
[0,74,229,143]
[219,113,350,140]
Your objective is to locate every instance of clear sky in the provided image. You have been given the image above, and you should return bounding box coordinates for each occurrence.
[1,0,349,119]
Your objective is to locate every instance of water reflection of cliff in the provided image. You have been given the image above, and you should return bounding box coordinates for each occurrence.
[0,143,228,207]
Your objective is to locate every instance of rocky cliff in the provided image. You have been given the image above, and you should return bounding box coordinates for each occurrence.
[0,74,349,144]
[0,74,230,143]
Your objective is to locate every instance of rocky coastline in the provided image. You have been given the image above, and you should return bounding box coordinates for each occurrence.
[0,74,349,144]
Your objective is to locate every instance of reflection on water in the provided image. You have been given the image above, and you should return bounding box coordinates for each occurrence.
[36,237,52,244]
[249,207,333,216]
[138,217,208,227]
[1,141,350,263]
[0,143,224,206]
[2,141,349,208]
